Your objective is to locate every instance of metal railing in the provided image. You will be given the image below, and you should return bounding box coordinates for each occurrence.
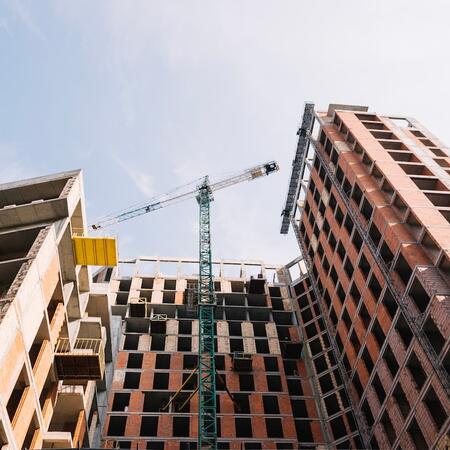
[55,337,103,355]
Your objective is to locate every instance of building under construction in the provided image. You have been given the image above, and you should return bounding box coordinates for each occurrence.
[0,103,449,450]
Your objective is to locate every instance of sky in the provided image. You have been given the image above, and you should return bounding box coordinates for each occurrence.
[1,0,450,266]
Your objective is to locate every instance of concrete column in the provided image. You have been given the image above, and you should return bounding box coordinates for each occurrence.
[151,290,163,304]
[166,319,179,335]
[192,336,199,352]
[268,338,281,355]
[265,323,278,338]
[192,320,199,336]
[221,280,232,293]
[165,335,177,352]
[217,320,230,353]
[138,334,151,351]
[283,298,293,311]
[242,322,256,354]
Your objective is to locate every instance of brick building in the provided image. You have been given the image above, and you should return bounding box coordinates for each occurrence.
[0,171,117,449]
[102,256,331,449]
[282,103,450,449]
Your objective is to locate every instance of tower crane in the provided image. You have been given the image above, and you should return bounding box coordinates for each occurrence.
[91,161,279,450]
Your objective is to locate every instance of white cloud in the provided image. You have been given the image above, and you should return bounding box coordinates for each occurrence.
[113,154,154,198]
[3,0,44,39]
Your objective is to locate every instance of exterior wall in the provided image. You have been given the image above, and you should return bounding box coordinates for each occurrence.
[0,170,114,450]
[290,104,450,449]
[102,258,326,449]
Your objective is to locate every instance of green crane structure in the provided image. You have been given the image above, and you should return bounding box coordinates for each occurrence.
[91,161,279,449]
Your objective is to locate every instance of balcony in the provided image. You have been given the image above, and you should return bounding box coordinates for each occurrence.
[54,338,105,380]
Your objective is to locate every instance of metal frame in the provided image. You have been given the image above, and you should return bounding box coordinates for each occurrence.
[197,178,217,449]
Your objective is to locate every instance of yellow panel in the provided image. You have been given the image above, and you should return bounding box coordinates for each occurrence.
[72,236,118,266]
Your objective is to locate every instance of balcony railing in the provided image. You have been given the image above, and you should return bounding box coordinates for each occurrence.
[54,338,105,380]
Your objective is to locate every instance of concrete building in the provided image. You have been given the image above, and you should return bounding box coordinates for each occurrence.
[101,256,331,449]
[0,170,117,449]
[282,103,450,449]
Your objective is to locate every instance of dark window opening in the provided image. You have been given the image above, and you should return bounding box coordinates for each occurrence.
[359,302,371,330]
[381,412,396,445]
[395,315,413,349]
[393,383,410,419]
[319,373,333,394]
[424,316,445,355]
[424,385,446,430]
[324,394,340,416]
[380,241,394,267]
[314,355,328,374]
[352,373,364,399]
[371,319,386,349]
[235,417,252,437]
[155,354,171,369]
[382,289,398,318]
[362,347,374,373]
[123,372,141,389]
[173,417,190,437]
[336,284,346,304]
[127,352,144,369]
[123,334,139,350]
[407,418,428,450]
[178,337,192,352]
[108,416,127,436]
[287,379,303,396]
[234,393,250,414]
[267,375,283,392]
[150,335,166,351]
[183,354,198,370]
[330,415,347,440]
[294,419,314,442]
[140,416,159,437]
[394,253,413,286]
[239,374,255,391]
[112,393,130,411]
[342,309,351,331]
[264,357,279,372]
[153,373,169,390]
[182,372,197,390]
[372,373,386,404]
[337,242,346,261]
[369,223,382,248]
[407,351,426,390]
[335,206,344,226]
[344,215,354,235]
[266,418,283,438]
[408,278,431,313]
[350,330,361,354]
[368,274,382,299]
[350,283,361,306]
[344,259,354,279]
[291,399,307,418]
[383,345,399,379]
[263,395,280,414]
[362,400,374,426]
[361,198,373,221]
[358,253,370,279]
[352,230,362,250]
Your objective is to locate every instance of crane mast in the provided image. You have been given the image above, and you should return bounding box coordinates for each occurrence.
[197,178,217,449]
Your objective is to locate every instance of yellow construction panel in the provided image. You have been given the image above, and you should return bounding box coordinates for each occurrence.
[72,236,118,266]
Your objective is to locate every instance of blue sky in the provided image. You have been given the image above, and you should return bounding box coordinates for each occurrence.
[1,1,450,264]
